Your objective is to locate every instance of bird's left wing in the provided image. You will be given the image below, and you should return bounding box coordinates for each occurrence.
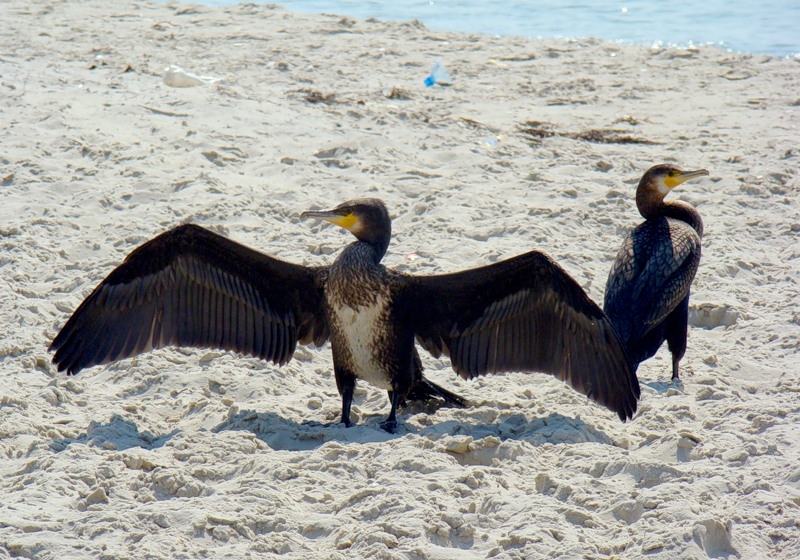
[401,250,640,421]
[50,224,330,375]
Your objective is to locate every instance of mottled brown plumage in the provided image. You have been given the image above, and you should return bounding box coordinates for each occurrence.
[604,164,708,380]
[52,199,639,432]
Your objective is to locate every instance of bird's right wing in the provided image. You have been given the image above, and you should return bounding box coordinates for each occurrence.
[399,251,639,421]
[50,224,330,375]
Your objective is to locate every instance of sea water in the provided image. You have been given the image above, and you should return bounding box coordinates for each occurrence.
[201,0,799,58]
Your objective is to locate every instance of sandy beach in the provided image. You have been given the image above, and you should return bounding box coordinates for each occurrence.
[1,1,799,558]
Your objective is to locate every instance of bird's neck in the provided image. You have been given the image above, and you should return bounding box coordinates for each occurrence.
[662,200,704,237]
[341,240,386,266]
[638,194,703,237]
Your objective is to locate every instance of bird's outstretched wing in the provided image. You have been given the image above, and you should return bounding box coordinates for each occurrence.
[401,250,640,421]
[50,224,330,375]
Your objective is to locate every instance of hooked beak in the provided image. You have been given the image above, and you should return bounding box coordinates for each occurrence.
[666,168,709,189]
[301,208,358,231]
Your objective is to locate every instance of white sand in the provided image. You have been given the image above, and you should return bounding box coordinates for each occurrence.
[2,1,799,558]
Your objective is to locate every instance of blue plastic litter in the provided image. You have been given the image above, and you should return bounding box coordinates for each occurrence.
[424,60,452,87]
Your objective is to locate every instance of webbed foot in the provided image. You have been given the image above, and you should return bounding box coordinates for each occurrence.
[379,418,398,433]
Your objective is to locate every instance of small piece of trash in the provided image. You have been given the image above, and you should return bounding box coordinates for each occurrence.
[424,60,452,87]
[689,303,739,328]
[478,134,506,149]
[88,54,108,70]
[382,86,413,100]
[405,252,419,262]
[163,65,222,88]
[487,58,509,68]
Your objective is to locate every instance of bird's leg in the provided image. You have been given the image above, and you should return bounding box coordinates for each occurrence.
[671,355,681,381]
[334,365,356,428]
[340,386,355,428]
[379,390,401,434]
[666,296,690,382]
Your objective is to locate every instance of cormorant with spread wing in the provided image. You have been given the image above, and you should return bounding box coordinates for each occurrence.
[51,199,639,432]
[604,164,708,380]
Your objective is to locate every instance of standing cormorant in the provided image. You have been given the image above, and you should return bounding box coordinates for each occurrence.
[51,199,639,432]
[604,164,708,380]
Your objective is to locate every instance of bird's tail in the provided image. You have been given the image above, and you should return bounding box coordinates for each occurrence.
[406,376,468,408]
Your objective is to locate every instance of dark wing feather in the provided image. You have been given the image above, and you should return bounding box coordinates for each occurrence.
[402,250,640,421]
[50,224,330,375]
[604,218,701,343]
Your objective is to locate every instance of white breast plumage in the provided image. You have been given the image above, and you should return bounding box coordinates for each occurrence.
[332,294,392,390]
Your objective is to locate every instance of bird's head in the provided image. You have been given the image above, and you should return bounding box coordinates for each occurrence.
[636,164,708,218]
[301,198,392,259]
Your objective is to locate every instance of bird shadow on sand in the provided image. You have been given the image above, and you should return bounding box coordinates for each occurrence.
[212,410,397,450]
[642,378,684,395]
[50,414,179,452]
[45,406,617,454]
[214,407,617,452]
